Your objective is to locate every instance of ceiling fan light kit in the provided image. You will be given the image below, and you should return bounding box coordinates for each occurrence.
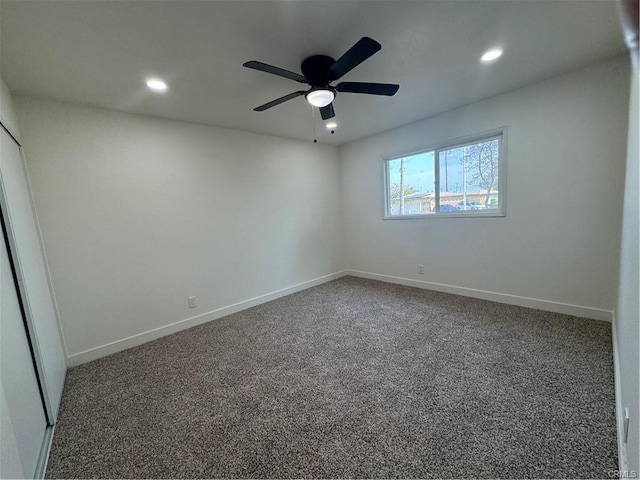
[243,36,399,124]
[306,89,335,107]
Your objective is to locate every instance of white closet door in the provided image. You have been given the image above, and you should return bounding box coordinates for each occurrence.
[0,217,47,479]
[0,127,66,417]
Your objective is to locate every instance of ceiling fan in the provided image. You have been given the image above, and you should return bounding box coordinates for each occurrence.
[243,37,399,121]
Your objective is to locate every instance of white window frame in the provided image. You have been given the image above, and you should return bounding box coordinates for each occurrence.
[383,128,507,219]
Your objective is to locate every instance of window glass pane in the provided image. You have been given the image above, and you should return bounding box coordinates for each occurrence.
[387,151,435,216]
[384,132,503,218]
[438,138,500,212]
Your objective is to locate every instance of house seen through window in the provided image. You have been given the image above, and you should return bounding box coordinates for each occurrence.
[385,131,504,217]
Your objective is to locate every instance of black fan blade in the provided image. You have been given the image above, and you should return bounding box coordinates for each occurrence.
[320,103,335,120]
[243,61,307,83]
[328,37,382,81]
[254,91,307,111]
[336,82,399,96]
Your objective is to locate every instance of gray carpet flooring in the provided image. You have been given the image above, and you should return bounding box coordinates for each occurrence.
[46,276,617,479]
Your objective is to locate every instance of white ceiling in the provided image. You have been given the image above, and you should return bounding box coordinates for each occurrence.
[0,0,626,145]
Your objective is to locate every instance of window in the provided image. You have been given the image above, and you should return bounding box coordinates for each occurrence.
[384,130,505,218]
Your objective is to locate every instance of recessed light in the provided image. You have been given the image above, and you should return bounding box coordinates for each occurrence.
[481,48,503,62]
[146,78,168,92]
[326,121,337,129]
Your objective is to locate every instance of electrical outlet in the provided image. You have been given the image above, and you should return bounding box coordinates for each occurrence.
[188,296,197,309]
[417,264,425,274]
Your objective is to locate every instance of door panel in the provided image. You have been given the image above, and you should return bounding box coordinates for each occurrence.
[0,214,47,479]
[0,127,66,417]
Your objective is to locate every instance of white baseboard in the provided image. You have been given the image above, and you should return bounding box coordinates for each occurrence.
[347,269,613,322]
[66,270,348,367]
[612,312,628,474]
[67,268,612,367]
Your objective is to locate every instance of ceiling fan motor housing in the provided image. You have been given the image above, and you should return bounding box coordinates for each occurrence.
[301,55,336,86]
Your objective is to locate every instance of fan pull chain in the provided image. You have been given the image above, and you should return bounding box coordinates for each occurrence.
[311,105,317,143]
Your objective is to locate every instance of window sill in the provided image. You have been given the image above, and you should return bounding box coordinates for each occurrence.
[383,211,505,220]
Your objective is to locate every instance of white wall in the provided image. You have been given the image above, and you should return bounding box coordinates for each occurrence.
[340,55,630,319]
[615,62,639,473]
[14,97,345,365]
